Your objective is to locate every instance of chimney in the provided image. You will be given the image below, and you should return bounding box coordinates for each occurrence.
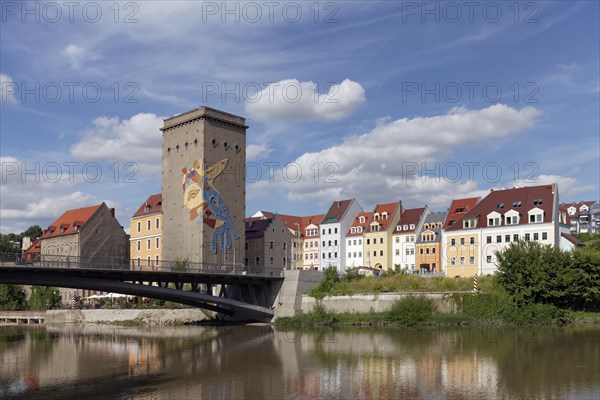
[109,208,115,218]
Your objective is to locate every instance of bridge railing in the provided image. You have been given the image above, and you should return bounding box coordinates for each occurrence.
[0,253,283,277]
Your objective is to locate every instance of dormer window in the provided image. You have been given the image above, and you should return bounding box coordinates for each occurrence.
[496,203,504,210]
[351,227,356,234]
[382,212,388,220]
[357,227,362,233]
[374,213,380,221]
[533,199,544,206]
[396,226,401,231]
[403,225,408,230]
[145,205,151,212]
[513,201,522,208]
[359,216,365,223]
[455,207,466,213]
[409,224,415,230]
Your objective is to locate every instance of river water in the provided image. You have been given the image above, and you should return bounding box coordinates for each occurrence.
[0,324,598,399]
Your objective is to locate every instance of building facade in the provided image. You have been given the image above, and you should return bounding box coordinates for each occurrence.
[444,184,561,277]
[392,207,429,271]
[161,107,246,267]
[244,215,291,275]
[301,215,324,270]
[320,199,363,272]
[415,211,447,273]
[345,212,372,269]
[363,202,403,270]
[562,201,598,234]
[129,193,162,269]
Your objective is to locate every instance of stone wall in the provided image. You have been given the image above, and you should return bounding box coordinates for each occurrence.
[301,292,467,314]
[45,308,208,325]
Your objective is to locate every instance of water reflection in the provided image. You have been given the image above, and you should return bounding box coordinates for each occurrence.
[0,324,598,399]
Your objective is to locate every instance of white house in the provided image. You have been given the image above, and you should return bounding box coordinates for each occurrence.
[320,199,363,273]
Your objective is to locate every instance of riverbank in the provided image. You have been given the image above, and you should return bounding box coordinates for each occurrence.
[43,308,209,326]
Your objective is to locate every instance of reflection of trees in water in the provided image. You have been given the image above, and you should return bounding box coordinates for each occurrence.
[0,326,26,355]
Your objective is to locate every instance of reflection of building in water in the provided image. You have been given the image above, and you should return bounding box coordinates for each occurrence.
[442,353,498,398]
[128,338,161,376]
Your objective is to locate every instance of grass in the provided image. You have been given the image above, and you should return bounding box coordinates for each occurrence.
[308,272,493,299]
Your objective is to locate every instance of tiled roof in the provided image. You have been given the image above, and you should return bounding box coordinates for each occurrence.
[321,199,354,224]
[132,193,162,218]
[561,233,584,247]
[445,184,556,231]
[347,212,373,237]
[444,197,479,229]
[41,204,103,239]
[393,207,427,234]
[560,201,597,217]
[366,202,400,232]
[25,239,41,255]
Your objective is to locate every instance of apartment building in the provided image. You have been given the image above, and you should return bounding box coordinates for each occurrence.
[300,214,324,270]
[415,211,447,273]
[345,211,372,269]
[244,214,291,275]
[129,193,162,269]
[444,184,561,277]
[363,202,403,271]
[562,201,598,234]
[320,199,363,272]
[392,207,429,271]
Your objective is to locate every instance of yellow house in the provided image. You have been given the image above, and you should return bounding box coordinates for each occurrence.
[363,202,402,270]
[415,211,447,273]
[443,197,480,277]
[130,193,162,269]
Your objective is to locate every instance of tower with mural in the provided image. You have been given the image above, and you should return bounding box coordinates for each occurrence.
[161,107,246,266]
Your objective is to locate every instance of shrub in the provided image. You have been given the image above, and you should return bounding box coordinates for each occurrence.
[387,296,435,325]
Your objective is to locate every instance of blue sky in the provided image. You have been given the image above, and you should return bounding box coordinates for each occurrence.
[1,1,599,233]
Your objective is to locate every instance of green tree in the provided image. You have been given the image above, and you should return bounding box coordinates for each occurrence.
[571,247,600,311]
[28,286,62,310]
[0,284,27,310]
[21,225,43,240]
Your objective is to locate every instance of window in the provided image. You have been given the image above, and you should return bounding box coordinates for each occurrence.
[353,239,357,245]
[322,241,325,247]
[255,257,260,266]
[469,256,474,264]
[496,203,504,210]
[351,228,356,234]
[513,234,519,242]
[470,237,475,245]
[505,235,510,243]
[283,242,287,250]
[137,241,141,251]
[147,256,151,266]
[537,214,543,222]
[348,239,351,246]
[283,257,287,266]
[533,199,543,206]
[506,215,517,225]
[269,256,273,265]
[245,242,249,250]
[147,239,151,250]
[525,233,531,241]
[245,258,249,266]
[542,232,548,240]
[460,257,465,265]
[380,250,383,256]
[420,248,424,254]
[156,237,160,248]
[334,252,337,258]
[486,236,492,244]
[305,254,308,260]
[334,240,338,246]
[358,252,362,257]
[450,257,456,265]
[156,255,159,265]
[395,249,400,256]
[460,238,465,245]
[432,248,436,254]
[269,241,274,250]
[513,201,522,208]
[322,253,325,259]
[322,229,325,235]
[373,251,376,257]
[367,239,370,245]
[426,248,430,254]
[496,235,501,243]
[353,252,357,258]
[358,239,362,245]
[334,228,338,234]
[328,228,331,234]
[533,232,539,240]
[487,255,492,263]
[348,252,351,258]
[380,238,383,244]
[395,237,400,243]
[137,221,141,232]
[156,218,160,229]
[147,220,151,230]
[451,238,456,246]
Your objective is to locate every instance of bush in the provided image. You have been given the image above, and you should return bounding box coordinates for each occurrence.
[28,286,61,310]
[387,296,435,325]
[0,284,27,310]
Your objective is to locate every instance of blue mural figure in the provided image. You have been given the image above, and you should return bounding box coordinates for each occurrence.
[182,159,239,254]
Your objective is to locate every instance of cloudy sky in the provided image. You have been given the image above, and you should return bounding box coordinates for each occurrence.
[1,1,599,233]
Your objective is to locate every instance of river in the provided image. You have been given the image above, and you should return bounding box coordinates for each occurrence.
[0,324,599,399]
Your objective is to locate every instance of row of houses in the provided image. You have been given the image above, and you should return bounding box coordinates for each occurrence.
[127,183,599,278]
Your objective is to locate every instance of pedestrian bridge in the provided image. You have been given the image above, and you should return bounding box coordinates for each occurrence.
[0,255,284,322]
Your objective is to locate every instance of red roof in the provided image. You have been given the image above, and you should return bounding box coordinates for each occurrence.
[41,204,103,239]
[366,202,401,231]
[561,232,584,247]
[132,193,162,218]
[25,239,41,255]
[444,197,480,229]
[347,211,373,237]
[394,207,427,233]
[281,214,325,238]
[322,199,354,224]
[445,185,556,231]
[560,201,596,217]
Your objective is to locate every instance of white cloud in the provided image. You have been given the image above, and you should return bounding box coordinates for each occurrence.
[0,74,17,104]
[247,144,272,161]
[70,113,164,175]
[252,104,541,209]
[514,174,595,198]
[62,44,98,69]
[245,79,365,121]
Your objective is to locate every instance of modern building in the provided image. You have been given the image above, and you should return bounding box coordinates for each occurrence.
[415,211,447,273]
[244,215,291,275]
[444,184,561,277]
[363,201,403,271]
[345,211,372,269]
[320,199,363,273]
[392,207,429,271]
[129,193,162,269]
[562,201,598,234]
[161,107,246,267]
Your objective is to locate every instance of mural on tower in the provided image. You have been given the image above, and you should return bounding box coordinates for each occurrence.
[182,158,239,253]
